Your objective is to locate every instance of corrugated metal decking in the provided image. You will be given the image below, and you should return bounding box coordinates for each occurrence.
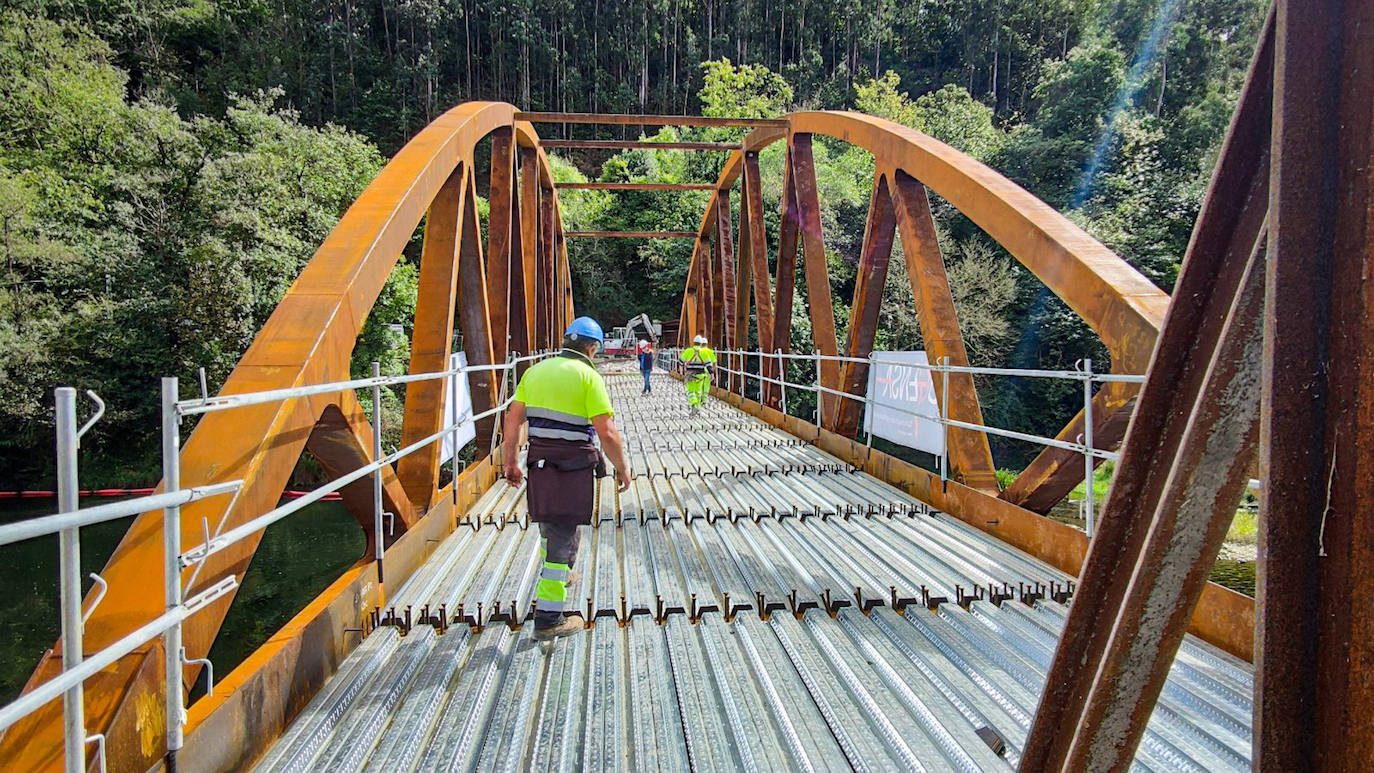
[251,369,1254,772]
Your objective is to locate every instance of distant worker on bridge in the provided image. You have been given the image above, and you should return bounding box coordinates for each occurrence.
[680,334,716,414]
[502,317,632,641]
[637,338,655,394]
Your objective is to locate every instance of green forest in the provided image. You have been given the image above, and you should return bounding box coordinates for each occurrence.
[0,0,1267,488]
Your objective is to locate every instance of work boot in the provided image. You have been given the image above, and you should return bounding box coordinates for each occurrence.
[534,615,582,641]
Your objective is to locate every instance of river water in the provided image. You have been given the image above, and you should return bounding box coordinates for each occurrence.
[0,498,363,704]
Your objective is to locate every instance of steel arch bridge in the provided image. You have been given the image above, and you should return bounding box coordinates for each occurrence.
[4,5,1373,769]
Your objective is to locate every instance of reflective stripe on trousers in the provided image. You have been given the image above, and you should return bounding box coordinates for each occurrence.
[535,540,571,613]
[686,373,710,406]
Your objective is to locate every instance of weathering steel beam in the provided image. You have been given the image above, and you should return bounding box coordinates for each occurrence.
[1257,1,1374,769]
[564,231,699,238]
[541,140,739,151]
[516,111,788,128]
[555,182,716,191]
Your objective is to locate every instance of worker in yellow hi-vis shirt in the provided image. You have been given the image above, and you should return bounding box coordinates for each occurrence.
[679,334,717,415]
[503,317,632,641]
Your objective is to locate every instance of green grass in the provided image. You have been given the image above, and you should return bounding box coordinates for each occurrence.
[1068,461,1114,501]
[998,462,1116,501]
[1226,509,1258,544]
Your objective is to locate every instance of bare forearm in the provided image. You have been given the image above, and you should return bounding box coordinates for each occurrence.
[502,411,524,452]
[600,425,630,474]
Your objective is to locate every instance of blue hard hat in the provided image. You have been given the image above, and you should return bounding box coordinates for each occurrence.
[564,316,604,343]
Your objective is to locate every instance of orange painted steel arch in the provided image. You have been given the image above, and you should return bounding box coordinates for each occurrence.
[680,111,1167,369]
[1,102,564,773]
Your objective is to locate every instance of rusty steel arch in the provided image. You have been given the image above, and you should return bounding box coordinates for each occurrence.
[677,110,1169,507]
[2,102,575,772]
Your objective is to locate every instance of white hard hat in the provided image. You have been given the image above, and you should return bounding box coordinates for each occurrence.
[693,335,707,345]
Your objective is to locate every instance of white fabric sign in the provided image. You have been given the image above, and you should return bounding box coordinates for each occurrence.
[864,350,945,457]
[440,352,477,462]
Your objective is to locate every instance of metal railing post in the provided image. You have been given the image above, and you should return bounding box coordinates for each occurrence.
[759,353,765,404]
[450,359,461,505]
[777,350,787,416]
[940,356,950,491]
[489,352,514,461]
[813,353,822,427]
[371,362,385,587]
[159,377,184,767]
[1082,358,1095,538]
[865,353,875,452]
[55,388,83,773]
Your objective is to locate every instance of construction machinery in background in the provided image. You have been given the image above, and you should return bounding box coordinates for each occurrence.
[602,312,662,356]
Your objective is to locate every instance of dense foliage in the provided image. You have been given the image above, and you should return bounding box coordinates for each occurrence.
[0,0,1266,486]
[0,12,394,484]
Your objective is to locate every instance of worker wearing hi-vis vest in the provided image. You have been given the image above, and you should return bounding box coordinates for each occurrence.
[503,317,632,641]
[680,335,717,414]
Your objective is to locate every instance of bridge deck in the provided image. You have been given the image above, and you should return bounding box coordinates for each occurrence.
[250,370,1253,772]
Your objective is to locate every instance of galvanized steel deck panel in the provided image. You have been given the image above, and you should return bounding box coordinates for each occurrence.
[252,371,1254,772]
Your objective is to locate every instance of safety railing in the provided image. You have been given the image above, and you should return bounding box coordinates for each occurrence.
[660,347,1147,538]
[0,350,552,773]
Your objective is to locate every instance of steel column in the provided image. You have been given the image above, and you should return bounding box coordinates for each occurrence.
[1257,1,1374,769]
[743,152,777,402]
[1063,234,1267,772]
[518,148,540,362]
[396,165,466,507]
[485,127,516,364]
[457,169,498,449]
[771,144,800,369]
[1018,20,1274,769]
[789,134,841,428]
[833,171,896,436]
[535,184,553,349]
[888,171,997,490]
[507,156,531,363]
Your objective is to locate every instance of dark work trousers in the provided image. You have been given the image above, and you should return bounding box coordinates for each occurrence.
[534,521,582,626]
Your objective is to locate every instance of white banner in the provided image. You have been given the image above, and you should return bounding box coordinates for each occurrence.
[440,352,477,462]
[864,350,945,457]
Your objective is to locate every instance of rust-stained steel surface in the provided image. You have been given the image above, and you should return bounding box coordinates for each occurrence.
[888,171,998,490]
[1064,234,1266,772]
[540,139,739,151]
[0,103,568,773]
[1018,19,1275,771]
[1258,1,1374,770]
[742,152,775,359]
[555,182,715,191]
[833,170,896,438]
[563,230,699,238]
[516,111,787,128]
[485,127,516,366]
